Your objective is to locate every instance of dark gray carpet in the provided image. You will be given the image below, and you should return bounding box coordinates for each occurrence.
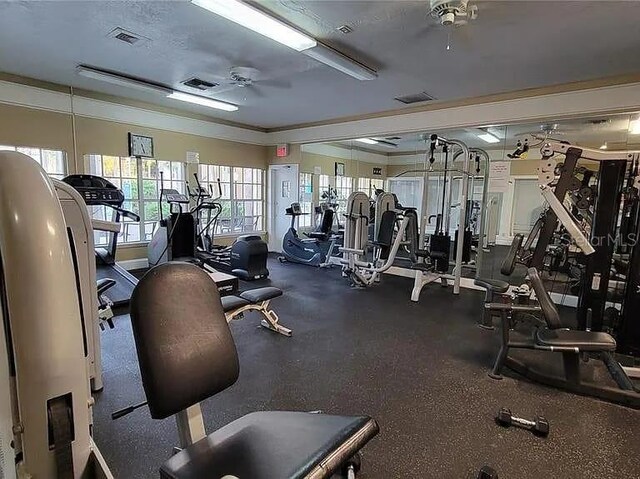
[94,256,640,478]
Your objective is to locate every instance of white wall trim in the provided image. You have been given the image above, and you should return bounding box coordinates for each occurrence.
[71,96,269,145]
[0,80,72,113]
[0,80,269,145]
[269,82,640,145]
[301,142,388,164]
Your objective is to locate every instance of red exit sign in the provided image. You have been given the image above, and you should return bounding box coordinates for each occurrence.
[276,144,289,157]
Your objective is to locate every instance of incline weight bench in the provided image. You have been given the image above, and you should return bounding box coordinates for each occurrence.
[221,286,292,336]
[130,263,379,478]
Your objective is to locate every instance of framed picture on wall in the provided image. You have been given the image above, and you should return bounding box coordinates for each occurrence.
[335,162,345,177]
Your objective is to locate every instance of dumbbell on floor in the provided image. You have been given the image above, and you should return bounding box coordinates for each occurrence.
[495,408,549,437]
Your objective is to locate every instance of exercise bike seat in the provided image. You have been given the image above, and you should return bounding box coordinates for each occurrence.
[474,278,510,294]
[305,231,329,241]
[97,278,117,296]
[160,411,378,479]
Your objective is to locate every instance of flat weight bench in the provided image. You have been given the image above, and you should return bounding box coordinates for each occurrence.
[130,262,379,479]
[221,286,292,337]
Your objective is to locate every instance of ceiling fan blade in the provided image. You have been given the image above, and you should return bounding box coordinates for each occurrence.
[257,79,291,89]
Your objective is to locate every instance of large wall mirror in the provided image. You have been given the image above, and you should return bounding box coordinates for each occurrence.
[293,111,640,294]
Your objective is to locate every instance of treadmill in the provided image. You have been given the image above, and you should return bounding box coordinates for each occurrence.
[63,174,140,310]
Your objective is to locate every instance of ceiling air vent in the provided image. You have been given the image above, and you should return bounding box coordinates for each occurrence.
[181,77,218,91]
[107,27,149,46]
[337,24,354,34]
[394,91,435,104]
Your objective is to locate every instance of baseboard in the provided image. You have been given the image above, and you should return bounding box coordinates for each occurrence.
[118,258,148,271]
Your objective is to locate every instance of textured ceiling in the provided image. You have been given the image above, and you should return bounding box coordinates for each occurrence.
[0,1,639,128]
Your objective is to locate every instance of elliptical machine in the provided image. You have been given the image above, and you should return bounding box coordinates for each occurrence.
[148,172,269,280]
[278,202,338,267]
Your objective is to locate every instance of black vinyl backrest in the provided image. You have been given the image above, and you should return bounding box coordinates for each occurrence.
[527,267,562,329]
[130,262,239,419]
[377,210,397,247]
[500,234,524,276]
[403,209,419,263]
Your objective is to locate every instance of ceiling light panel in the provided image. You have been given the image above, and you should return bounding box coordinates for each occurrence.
[303,43,377,81]
[191,0,316,51]
[167,91,238,112]
[76,66,172,94]
[355,138,378,145]
[477,133,500,144]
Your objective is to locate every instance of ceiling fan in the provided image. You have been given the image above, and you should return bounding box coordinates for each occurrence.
[413,0,480,50]
[210,67,291,98]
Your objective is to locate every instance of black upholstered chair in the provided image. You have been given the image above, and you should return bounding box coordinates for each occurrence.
[129,262,379,479]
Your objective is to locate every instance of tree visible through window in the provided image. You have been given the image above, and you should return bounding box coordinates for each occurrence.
[299,173,313,228]
[87,155,185,245]
[199,164,264,235]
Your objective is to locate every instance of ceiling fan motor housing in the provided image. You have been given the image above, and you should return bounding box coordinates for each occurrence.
[429,0,469,25]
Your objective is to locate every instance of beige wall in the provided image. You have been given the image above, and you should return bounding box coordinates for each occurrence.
[0,102,269,261]
[75,116,268,168]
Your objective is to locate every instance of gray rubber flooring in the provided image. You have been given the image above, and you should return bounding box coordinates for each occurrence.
[94,254,640,478]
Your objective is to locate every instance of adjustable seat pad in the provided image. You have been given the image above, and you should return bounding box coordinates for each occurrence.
[221,295,250,312]
[536,328,617,351]
[160,411,379,479]
[474,278,510,294]
[239,286,282,303]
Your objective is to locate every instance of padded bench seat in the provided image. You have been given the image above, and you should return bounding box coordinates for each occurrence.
[220,286,291,336]
[536,328,617,351]
[474,278,510,294]
[161,411,379,479]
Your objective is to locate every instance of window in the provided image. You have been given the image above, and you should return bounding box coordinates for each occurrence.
[358,177,385,197]
[0,145,67,178]
[87,155,185,245]
[335,176,354,213]
[199,164,264,235]
[299,173,313,228]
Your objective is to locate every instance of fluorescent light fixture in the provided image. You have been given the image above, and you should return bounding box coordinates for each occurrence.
[76,65,171,94]
[600,142,608,150]
[303,43,378,81]
[191,0,316,51]
[478,132,500,144]
[630,118,640,135]
[167,91,238,112]
[355,138,378,145]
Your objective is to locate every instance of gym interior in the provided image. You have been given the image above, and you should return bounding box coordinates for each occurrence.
[1,2,640,478]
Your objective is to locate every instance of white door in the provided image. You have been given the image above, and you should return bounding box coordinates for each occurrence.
[269,164,299,252]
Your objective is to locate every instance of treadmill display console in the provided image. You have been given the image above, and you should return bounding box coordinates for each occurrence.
[63,175,125,206]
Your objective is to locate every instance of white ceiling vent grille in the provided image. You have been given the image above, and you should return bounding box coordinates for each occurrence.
[182,78,218,91]
[394,92,435,104]
[107,27,149,46]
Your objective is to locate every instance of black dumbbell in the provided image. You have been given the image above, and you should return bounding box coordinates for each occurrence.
[495,408,549,437]
[476,465,498,479]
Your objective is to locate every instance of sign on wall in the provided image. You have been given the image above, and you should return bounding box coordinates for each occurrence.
[276,144,289,157]
[488,161,511,193]
[373,167,382,176]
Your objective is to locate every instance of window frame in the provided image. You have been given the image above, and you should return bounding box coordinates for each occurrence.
[86,154,186,246]
[0,145,67,178]
[198,164,266,236]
